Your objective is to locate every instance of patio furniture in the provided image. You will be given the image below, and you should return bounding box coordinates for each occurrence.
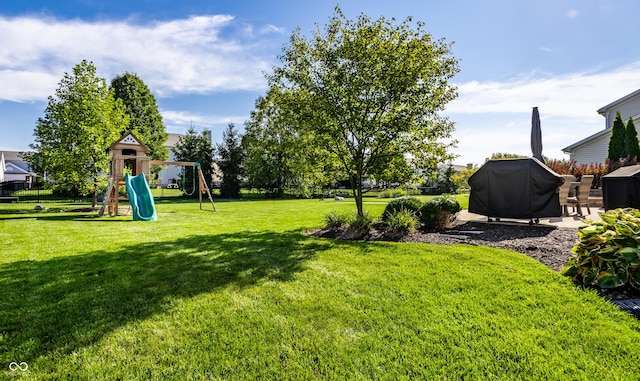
[558,175,574,216]
[567,175,594,216]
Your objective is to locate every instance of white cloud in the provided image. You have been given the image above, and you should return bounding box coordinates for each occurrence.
[567,9,579,19]
[0,14,275,102]
[447,62,640,165]
[161,109,248,134]
[449,62,640,118]
[260,24,286,34]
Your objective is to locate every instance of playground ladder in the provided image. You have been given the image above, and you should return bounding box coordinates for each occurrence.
[98,177,117,217]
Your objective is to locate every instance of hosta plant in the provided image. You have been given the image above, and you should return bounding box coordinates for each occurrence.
[562,208,640,290]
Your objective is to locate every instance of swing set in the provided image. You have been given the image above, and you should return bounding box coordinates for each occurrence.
[150,160,216,211]
[178,164,197,196]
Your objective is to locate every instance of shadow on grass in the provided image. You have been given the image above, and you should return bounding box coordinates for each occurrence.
[0,229,338,364]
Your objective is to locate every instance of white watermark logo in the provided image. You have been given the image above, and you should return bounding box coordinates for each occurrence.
[9,362,28,372]
[7,362,29,377]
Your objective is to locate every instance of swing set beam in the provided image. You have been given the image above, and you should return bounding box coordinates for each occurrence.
[149,160,197,167]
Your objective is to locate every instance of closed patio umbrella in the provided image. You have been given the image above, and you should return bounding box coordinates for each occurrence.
[531,106,544,163]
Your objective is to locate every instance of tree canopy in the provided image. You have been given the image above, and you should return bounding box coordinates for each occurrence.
[26,60,129,206]
[110,72,168,161]
[243,92,336,198]
[265,7,459,215]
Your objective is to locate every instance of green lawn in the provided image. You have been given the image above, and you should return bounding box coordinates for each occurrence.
[1,198,639,380]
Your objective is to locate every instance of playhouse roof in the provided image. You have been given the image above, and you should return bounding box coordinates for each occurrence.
[109,132,150,154]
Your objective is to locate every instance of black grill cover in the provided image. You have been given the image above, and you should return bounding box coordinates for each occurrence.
[602,165,640,211]
[468,158,563,219]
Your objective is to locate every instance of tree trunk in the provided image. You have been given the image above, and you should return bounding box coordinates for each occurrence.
[92,175,98,208]
[350,172,364,217]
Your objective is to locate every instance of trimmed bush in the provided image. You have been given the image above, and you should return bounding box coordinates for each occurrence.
[381,196,423,222]
[385,209,417,234]
[562,208,640,290]
[324,210,352,228]
[350,211,374,232]
[420,194,462,229]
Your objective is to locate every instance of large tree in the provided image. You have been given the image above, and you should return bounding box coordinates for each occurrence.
[110,72,168,161]
[624,117,640,161]
[608,111,626,162]
[172,126,215,196]
[266,7,459,216]
[216,123,245,198]
[26,60,128,206]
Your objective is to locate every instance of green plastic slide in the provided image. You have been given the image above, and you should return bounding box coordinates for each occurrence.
[125,173,157,221]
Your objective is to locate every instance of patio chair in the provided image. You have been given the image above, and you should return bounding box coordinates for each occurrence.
[568,175,594,216]
[558,175,574,216]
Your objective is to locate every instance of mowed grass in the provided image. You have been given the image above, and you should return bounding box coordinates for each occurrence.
[1,198,639,380]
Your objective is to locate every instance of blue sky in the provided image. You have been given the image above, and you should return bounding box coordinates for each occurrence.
[1,0,640,166]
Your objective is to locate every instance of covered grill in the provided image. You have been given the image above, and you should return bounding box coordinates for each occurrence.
[468,158,563,221]
[602,165,640,211]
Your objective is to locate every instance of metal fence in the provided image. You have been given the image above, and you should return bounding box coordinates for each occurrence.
[0,181,94,203]
[0,180,186,204]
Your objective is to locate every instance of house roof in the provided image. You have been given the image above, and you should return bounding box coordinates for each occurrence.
[166,133,182,148]
[4,162,32,175]
[561,128,610,153]
[564,87,640,153]
[0,150,27,162]
[597,88,640,115]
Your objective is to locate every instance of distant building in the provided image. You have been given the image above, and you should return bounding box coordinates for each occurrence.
[0,151,36,186]
[156,133,183,187]
[563,88,640,164]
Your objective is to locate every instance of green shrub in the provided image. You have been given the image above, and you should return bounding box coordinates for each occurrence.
[381,196,423,222]
[562,208,640,290]
[350,211,374,232]
[324,210,352,228]
[385,209,417,234]
[378,189,407,198]
[420,194,462,229]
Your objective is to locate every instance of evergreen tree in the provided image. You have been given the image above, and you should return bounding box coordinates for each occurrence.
[624,117,640,161]
[608,111,626,161]
[216,124,245,198]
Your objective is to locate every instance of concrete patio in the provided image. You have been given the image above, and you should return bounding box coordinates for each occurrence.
[458,207,603,228]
